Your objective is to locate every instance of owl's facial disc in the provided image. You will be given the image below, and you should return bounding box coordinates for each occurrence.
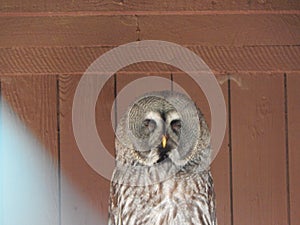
[139,110,182,164]
[127,96,189,165]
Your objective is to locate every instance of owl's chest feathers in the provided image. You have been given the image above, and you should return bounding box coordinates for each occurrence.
[114,171,211,217]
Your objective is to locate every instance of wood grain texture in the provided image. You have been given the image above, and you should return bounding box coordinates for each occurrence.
[231,74,288,225]
[0,16,137,47]
[1,46,300,76]
[139,14,300,46]
[287,73,300,225]
[0,75,58,156]
[59,74,114,225]
[0,75,59,225]
[1,14,299,47]
[116,72,171,92]
[0,0,299,12]
[172,73,231,225]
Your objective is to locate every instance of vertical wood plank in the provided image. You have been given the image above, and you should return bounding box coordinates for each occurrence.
[287,73,300,225]
[59,74,115,225]
[231,74,288,225]
[172,73,231,225]
[0,78,2,225]
[0,75,59,225]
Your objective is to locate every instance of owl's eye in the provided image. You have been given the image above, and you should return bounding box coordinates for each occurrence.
[143,119,156,132]
[171,119,181,134]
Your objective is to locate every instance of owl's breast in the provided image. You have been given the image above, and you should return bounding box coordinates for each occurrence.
[110,172,215,225]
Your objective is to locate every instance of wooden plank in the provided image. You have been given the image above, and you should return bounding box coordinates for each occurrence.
[59,74,115,225]
[0,75,59,225]
[0,14,299,48]
[231,74,288,225]
[172,73,231,225]
[0,75,58,149]
[0,78,2,225]
[0,0,299,12]
[1,45,300,75]
[287,73,300,225]
[139,14,300,46]
[0,16,137,47]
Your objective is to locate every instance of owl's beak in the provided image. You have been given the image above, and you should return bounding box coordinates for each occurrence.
[161,135,167,148]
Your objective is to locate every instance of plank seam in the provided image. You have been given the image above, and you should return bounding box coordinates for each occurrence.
[56,75,62,225]
[0,44,299,49]
[135,15,141,41]
[227,75,234,225]
[284,73,291,225]
[2,71,300,77]
[170,73,174,92]
[114,73,118,159]
[114,73,117,131]
[0,10,299,17]
[0,77,2,225]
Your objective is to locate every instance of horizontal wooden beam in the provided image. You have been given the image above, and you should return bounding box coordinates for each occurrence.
[0,0,299,13]
[1,14,299,47]
[0,16,138,47]
[0,46,299,75]
[138,14,300,46]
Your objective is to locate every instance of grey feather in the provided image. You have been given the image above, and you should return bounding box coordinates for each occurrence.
[108,91,217,225]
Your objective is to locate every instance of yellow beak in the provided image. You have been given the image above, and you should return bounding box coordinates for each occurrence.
[162,135,167,148]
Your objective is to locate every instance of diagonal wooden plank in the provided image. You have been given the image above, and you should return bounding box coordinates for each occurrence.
[0,0,299,13]
[0,75,59,225]
[172,73,231,225]
[287,73,300,225]
[231,73,288,225]
[59,74,115,225]
[1,46,300,76]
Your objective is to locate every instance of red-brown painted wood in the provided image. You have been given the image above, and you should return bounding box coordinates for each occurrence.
[1,15,299,47]
[1,46,299,76]
[59,74,114,225]
[1,75,59,225]
[0,0,299,12]
[231,74,288,225]
[287,73,300,225]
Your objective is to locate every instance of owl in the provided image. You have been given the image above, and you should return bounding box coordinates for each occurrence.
[108,91,216,225]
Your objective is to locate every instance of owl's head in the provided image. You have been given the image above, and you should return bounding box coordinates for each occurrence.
[115,91,210,170]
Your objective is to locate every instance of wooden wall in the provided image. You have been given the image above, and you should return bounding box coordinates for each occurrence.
[1,1,300,225]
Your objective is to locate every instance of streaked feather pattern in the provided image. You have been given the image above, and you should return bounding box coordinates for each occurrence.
[109,170,216,225]
[108,92,217,225]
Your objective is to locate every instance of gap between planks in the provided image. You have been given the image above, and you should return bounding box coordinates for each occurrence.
[56,75,62,225]
[284,74,291,225]
[2,71,300,77]
[227,77,234,225]
[0,10,300,17]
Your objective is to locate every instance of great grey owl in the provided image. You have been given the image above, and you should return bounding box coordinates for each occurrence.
[108,91,216,225]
